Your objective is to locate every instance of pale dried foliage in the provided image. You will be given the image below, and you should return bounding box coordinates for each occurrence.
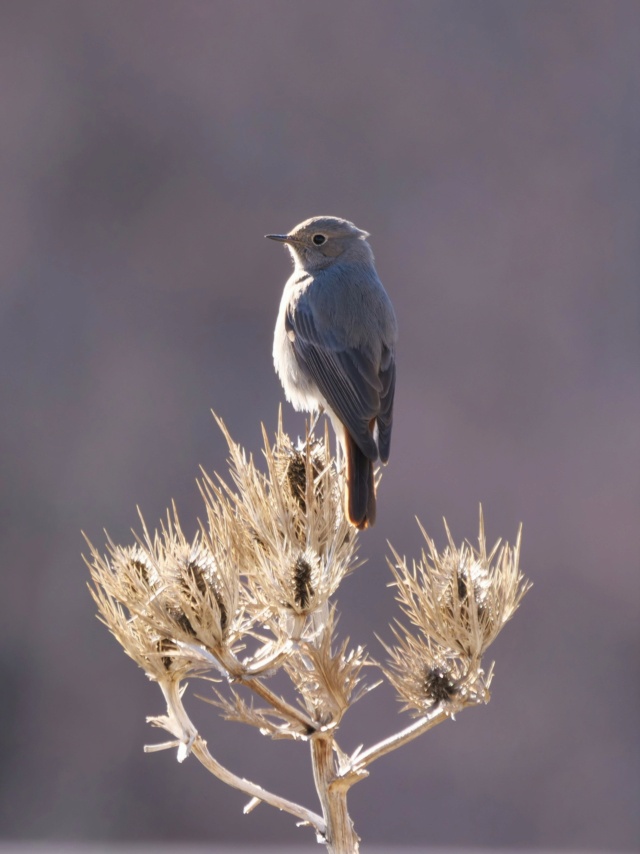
[382,509,531,716]
[85,415,530,853]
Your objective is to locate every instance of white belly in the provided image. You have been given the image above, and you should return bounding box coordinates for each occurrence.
[273,304,322,413]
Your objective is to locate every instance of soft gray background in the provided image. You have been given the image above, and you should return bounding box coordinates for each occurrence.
[1,0,638,850]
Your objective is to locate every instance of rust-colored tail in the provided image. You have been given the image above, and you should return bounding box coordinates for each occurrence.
[344,433,376,529]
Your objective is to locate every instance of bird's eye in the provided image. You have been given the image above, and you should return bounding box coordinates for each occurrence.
[312,234,326,246]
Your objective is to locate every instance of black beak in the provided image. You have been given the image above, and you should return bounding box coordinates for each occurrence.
[265,233,291,242]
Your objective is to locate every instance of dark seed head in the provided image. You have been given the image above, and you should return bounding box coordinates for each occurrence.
[424,666,458,703]
[293,555,314,610]
[185,560,209,596]
[287,453,308,511]
[213,588,228,633]
[129,558,151,585]
[170,607,196,637]
[157,637,178,670]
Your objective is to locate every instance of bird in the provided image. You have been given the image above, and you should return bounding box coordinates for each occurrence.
[268,216,397,529]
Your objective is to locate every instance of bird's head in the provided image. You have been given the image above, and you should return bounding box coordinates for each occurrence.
[266,216,372,271]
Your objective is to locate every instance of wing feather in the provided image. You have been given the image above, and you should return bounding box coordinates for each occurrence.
[287,298,383,459]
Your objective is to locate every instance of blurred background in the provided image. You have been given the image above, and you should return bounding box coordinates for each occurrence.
[0,0,638,850]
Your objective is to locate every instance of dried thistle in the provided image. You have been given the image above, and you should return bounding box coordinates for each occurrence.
[380,622,482,716]
[86,417,530,854]
[284,608,375,728]
[86,505,243,683]
[382,508,530,715]
[199,416,357,634]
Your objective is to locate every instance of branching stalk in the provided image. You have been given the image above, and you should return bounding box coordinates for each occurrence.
[155,679,325,834]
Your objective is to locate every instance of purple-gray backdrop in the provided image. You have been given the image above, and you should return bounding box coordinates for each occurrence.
[1,1,638,849]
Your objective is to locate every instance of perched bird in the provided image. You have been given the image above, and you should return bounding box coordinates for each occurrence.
[268,216,397,529]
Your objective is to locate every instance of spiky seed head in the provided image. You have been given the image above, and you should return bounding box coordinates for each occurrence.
[293,554,314,611]
[424,666,458,703]
[285,450,308,510]
[383,510,530,714]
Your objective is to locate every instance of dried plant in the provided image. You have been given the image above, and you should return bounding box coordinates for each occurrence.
[85,414,530,853]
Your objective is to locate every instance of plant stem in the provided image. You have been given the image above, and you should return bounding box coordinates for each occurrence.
[348,701,451,774]
[157,680,325,836]
[241,675,316,733]
[178,640,317,732]
[311,734,359,853]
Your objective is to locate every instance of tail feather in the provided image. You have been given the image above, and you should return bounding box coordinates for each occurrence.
[345,434,376,529]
